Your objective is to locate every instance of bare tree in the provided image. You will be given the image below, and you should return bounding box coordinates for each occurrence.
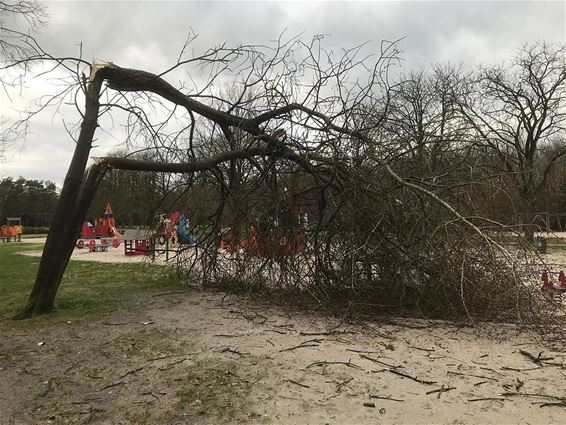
[461,42,566,241]
[2,32,558,327]
[1,0,47,162]
[0,1,46,60]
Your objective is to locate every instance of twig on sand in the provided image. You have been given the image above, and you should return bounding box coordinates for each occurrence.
[40,379,52,397]
[468,397,505,403]
[347,348,382,354]
[519,350,553,365]
[140,391,160,402]
[299,330,355,336]
[335,377,354,390]
[280,343,320,352]
[229,310,268,324]
[447,371,497,381]
[64,361,81,374]
[479,367,505,376]
[539,402,566,408]
[306,360,363,370]
[501,392,566,404]
[99,380,125,391]
[359,354,401,369]
[158,358,188,370]
[220,347,244,356]
[426,386,456,398]
[280,338,323,353]
[369,394,405,402]
[501,366,540,372]
[387,368,436,385]
[119,366,143,379]
[264,329,287,335]
[408,345,435,352]
[152,290,189,297]
[287,379,310,388]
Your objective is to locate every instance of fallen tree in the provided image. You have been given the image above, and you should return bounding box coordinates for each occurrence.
[2,33,562,327]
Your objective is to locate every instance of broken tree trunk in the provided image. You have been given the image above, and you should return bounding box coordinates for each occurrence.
[14,73,105,318]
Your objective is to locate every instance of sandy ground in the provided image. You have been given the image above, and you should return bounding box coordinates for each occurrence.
[2,291,566,424]
[2,239,565,424]
[21,237,167,264]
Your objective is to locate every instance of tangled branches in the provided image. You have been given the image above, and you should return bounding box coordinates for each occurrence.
[4,31,563,327]
[173,149,554,326]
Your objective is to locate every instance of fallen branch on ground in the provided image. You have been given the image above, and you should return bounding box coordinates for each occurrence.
[519,350,553,365]
[306,360,363,370]
[426,386,456,398]
[287,379,310,388]
[118,367,143,379]
[387,368,436,385]
[359,353,401,369]
[369,394,405,402]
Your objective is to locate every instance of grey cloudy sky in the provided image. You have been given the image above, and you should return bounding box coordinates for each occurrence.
[1,0,565,186]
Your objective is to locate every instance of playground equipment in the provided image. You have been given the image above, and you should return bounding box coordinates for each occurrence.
[123,228,151,256]
[0,217,23,243]
[155,211,198,246]
[123,212,198,258]
[541,271,566,302]
[219,208,306,257]
[177,213,198,245]
[76,203,122,251]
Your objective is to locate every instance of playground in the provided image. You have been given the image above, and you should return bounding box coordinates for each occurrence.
[0,217,23,243]
[3,218,566,424]
[2,239,566,424]
[7,204,566,423]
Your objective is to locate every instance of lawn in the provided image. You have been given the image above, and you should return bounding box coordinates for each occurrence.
[0,243,185,321]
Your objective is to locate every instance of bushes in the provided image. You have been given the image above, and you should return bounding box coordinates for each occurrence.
[22,226,49,235]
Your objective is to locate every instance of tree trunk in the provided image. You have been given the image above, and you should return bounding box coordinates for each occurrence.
[12,65,324,318]
[14,76,104,319]
[523,200,535,244]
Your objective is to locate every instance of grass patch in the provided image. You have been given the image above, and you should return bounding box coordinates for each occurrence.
[0,243,45,317]
[0,243,186,321]
[177,357,267,421]
[110,326,189,359]
[21,233,48,239]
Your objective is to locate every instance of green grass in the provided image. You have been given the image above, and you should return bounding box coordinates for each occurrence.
[177,357,266,421]
[0,243,186,321]
[20,233,48,239]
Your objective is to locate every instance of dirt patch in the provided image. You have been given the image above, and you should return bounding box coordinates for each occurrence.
[2,289,565,424]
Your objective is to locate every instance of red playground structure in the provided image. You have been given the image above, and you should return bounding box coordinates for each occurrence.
[541,270,566,302]
[219,208,306,257]
[0,217,23,242]
[76,203,122,251]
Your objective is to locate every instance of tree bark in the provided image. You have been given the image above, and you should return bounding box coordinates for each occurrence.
[522,200,535,244]
[14,75,104,318]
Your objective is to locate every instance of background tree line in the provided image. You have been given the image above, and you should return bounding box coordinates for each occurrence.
[5,42,566,237]
[96,42,566,238]
[0,177,57,227]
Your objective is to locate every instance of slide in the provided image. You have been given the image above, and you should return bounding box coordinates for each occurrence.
[177,214,197,245]
[109,225,122,238]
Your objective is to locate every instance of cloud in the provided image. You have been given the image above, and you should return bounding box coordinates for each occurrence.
[2,0,565,183]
